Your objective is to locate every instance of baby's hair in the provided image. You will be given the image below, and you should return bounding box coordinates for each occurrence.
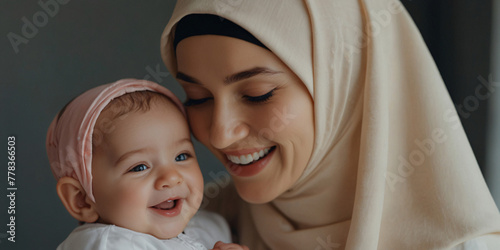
[101,90,172,119]
[92,90,176,149]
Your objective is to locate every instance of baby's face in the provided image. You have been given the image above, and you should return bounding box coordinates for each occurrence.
[91,100,204,239]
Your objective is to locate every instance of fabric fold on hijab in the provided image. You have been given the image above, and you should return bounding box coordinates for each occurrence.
[46,79,184,202]
[161,0,500,249]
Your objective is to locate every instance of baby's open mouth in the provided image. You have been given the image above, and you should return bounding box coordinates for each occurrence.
[151,199,179,210]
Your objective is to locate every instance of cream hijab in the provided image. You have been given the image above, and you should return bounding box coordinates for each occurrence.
[161,0,500,249]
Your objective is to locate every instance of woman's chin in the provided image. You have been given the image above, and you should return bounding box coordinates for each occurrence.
[233,182,282,204]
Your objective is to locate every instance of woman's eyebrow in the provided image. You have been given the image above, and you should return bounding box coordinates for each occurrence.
[223,67,282,85]
[176,67,282,85]
[176,72,200,84]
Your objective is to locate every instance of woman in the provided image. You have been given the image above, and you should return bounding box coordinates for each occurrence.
[160,0,500,249]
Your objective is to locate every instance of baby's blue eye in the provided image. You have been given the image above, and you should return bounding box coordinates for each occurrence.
[175,153,189,162]
[129,164,148,172]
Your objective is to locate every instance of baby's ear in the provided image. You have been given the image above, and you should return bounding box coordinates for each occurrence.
[56,177,99,223]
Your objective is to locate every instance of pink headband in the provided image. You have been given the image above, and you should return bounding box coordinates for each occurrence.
[46,79,185,202]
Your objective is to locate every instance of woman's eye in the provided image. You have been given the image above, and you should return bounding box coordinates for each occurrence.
[175,153,189,162]
[244,89,275,103]
[184,97,212,106]
[129,164,148,172]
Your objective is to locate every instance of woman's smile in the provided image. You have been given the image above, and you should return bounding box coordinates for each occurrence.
[224,146,277,177]
[224,146,275,165]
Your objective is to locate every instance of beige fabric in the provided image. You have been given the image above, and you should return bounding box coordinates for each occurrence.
[161,0,500,249]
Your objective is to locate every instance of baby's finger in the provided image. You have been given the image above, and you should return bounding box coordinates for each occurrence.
[213,241,225,248]
[212,241,249,250]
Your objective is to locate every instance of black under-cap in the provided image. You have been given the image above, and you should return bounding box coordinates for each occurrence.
[173,14,268,51]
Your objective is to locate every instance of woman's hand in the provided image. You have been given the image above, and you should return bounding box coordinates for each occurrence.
[211,241,250,250]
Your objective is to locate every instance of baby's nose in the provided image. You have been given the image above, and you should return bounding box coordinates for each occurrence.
[155,168,183,189]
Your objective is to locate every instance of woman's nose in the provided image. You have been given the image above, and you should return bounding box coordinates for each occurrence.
[155,167,183,189]
[209,101,250,149]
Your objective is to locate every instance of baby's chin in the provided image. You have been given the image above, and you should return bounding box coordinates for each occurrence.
[149,222,188,240]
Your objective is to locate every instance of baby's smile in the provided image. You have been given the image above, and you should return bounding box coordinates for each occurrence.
[149,198,183,217]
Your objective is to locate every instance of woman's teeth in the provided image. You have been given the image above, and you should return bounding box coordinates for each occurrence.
[226,147,272,165]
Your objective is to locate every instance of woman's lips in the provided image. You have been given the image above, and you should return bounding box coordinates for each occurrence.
[226,146,276,177]
[149,199,183,217]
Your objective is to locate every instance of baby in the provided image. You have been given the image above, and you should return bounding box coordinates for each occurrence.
[46,79,247,250]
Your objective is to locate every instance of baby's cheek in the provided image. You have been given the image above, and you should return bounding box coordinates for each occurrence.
[108,186,146,214]
[187,169,204,208]
[117,185,147,204]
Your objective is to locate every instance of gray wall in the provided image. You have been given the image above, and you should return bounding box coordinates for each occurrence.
[403,0,494,173]
[486,0,500,208]
[0,1,497,249]
[0,1,223,249]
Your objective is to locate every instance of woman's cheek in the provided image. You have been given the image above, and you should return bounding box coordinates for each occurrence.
[257,102,293,138]
[187,109,210,142]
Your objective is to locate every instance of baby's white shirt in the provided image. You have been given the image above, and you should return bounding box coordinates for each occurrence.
[57,210,231,250]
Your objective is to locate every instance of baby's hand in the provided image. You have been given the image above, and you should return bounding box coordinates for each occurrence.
[211,241,250,250]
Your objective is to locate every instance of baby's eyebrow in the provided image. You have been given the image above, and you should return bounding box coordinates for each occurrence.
[114,148,148,166]
[177,138,192,145]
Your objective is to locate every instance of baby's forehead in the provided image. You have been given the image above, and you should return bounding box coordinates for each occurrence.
[92,92,187,147]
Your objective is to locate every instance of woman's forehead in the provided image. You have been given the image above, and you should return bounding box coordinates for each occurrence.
[176,35,288,79]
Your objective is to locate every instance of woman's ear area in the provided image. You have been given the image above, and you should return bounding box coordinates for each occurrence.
[56,176,99,223]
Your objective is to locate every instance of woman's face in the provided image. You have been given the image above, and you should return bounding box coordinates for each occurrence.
[176,35,314,204]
